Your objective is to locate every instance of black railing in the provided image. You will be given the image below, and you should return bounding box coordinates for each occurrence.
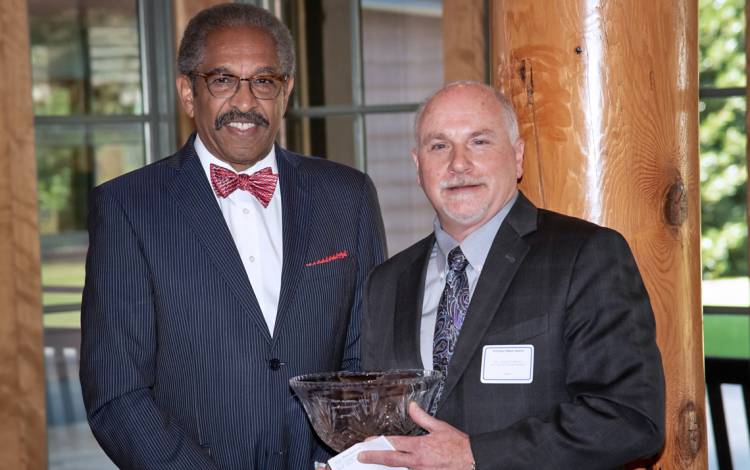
[705,356,750,470]
[704,305,749,469]
[704,305,750,316]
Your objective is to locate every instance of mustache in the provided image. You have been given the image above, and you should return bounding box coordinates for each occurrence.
[214,109,269,130]
[440,177,484,189]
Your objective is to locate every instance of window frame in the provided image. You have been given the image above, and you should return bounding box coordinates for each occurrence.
[35,0,178,316]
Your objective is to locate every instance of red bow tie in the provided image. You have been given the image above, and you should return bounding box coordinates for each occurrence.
[210,163,278,207]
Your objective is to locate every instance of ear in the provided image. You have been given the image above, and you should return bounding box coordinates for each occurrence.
[411,148,422,186]
[176,75,196,118]
[513,138,525,179]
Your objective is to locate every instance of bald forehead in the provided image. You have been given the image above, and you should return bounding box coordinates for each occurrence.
[416,85,507,142]
[424,84,501,114]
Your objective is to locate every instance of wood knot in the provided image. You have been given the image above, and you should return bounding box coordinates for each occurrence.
[664,179,687,226]
[677,401,702,462]
[575,46,583,54]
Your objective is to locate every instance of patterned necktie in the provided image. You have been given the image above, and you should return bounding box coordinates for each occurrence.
[210,163,278,207]
[432,246,470,388]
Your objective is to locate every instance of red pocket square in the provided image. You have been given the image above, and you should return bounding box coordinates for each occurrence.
[305,250,348,267]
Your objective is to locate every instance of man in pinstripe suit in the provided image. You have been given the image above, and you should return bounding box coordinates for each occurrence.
[80,4,386,469]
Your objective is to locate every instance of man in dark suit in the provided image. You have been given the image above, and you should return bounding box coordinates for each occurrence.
[79,4,386,469]
[358,81,664,469]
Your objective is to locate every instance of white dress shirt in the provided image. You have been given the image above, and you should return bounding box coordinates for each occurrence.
[419,191,519,369]
[195,134,283,335]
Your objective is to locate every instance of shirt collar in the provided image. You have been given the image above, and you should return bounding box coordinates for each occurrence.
[433,190,519,274]
[195,133,278,183]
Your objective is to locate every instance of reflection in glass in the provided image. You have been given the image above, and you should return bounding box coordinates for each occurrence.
[29,1,147,469]
[366,113,433,255]
[29,0,142,115]
[37,122,144,316]
[36,123,144,236]
[37,122,143,470]
[362,1,443,105]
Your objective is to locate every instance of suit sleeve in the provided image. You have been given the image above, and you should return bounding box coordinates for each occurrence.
[79,187,218,470]
[339,174,387,372]
[470,229,665,469]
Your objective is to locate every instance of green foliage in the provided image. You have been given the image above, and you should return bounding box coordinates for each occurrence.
[699,0,748,279]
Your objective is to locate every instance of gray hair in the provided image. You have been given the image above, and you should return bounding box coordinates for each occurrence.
[177,3,296,77]
[413,81,520,145]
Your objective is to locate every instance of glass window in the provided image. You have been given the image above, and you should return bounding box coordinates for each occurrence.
[286,115,357,167]
[698,2,749,466]
[36,123,145,236]
[29,0,175,468]
[700,96,748,288]
[366,113,433,253]
[699,0,750,318]
[286,0,355,107]
[38,123,145,332]
[29,0,142,115]
[699,0,746,89]
[362,1,443,105]
[285,0,444,255]
[699,96,750,363]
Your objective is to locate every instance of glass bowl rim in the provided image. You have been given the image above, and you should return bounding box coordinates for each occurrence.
[289,368,443,389]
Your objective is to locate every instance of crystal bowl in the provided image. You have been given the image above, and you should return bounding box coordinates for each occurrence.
[289,369,442,452]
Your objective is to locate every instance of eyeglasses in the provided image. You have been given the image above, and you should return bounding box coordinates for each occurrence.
[192,72,288,100]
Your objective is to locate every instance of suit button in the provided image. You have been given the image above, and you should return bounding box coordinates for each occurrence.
[269,358,282,370]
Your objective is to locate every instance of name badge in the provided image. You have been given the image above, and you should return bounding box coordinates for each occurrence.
[480,345,534,384]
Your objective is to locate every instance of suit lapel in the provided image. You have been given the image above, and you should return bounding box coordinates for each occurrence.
[392,236,434,369]
[272,147,311,341]
[164,138,271,342]
[437,193,538,409]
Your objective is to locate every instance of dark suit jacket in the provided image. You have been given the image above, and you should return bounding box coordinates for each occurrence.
[80,136,386,469]
[362,192,665,469]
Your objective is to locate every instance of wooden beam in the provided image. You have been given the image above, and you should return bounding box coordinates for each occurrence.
[491,0,705,468]
[0,0,46,468]
[443,0,486,83]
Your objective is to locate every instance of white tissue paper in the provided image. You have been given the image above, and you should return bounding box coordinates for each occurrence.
[327,436,407,470]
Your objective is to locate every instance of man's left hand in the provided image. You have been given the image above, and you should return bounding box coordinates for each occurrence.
[357,401,475,469]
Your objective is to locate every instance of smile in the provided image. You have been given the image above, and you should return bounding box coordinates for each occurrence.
[227,122,256,131]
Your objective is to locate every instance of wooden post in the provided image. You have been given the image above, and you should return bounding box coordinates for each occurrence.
[0,0,47,468]
[488,0,704,468]
[443,0,486,83]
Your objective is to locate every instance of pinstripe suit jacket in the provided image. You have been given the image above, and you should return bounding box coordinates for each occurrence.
[80,136,386,470]
[362,193,665,469]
